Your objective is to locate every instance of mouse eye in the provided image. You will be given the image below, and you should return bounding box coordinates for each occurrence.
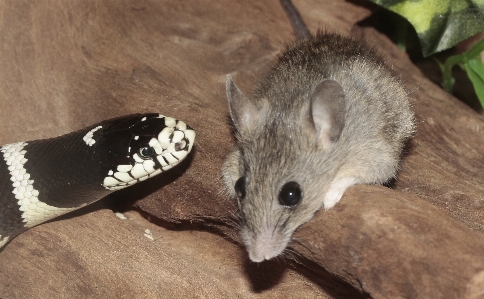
[278,181,302,207]
[234,177,246,199]
[138,146,155,159]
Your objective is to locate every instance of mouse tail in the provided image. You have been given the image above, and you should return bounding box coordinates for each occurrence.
[280,0,312,39]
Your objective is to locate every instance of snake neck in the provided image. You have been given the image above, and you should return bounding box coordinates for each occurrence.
[17,126,113,209]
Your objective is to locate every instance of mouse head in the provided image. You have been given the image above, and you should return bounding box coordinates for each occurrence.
[224,75,346,262]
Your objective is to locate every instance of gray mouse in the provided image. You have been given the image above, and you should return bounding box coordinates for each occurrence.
[222,0,415,262]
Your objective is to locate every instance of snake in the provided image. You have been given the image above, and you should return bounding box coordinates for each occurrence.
[0,113,195,249]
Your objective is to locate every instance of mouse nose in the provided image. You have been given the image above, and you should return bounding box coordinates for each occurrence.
[245,229,287,262]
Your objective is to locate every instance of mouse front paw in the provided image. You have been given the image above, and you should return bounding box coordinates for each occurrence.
[323,177,358,210]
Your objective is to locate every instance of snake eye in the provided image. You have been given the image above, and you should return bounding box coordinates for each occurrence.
[139,146,155,159]
[234,177,246,199]
[278,181,302,207]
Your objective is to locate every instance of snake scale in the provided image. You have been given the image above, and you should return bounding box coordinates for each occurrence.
[0,113,195,248]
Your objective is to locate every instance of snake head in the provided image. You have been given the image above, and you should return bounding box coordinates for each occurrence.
[85,113,195,191]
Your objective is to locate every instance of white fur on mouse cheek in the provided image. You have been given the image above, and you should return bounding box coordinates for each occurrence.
[323,177,358,210]
[221,150,243,199]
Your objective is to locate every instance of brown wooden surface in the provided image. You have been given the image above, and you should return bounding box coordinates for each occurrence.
[0,0,483,298]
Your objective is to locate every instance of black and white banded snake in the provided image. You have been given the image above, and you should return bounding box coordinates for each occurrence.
[0,113,195,248]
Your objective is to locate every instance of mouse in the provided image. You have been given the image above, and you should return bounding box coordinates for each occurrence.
[222,0,415,262]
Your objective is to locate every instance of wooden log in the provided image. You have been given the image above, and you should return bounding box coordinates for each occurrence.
[292,185,484,298]
[1,0,484,297]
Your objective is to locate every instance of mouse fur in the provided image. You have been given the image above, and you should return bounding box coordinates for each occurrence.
[222,32,415,262]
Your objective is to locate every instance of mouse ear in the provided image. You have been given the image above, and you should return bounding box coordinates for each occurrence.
[226,74,265,134]
[310,79,346,148]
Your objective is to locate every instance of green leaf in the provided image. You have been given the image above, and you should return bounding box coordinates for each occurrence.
[464,58,484,107]
[467,56,484,82]
[368,0,484,57]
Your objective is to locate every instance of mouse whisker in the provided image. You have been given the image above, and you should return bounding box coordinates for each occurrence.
[283,247,302,263]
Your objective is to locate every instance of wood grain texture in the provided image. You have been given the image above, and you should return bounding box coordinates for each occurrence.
[0,0,483,298]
